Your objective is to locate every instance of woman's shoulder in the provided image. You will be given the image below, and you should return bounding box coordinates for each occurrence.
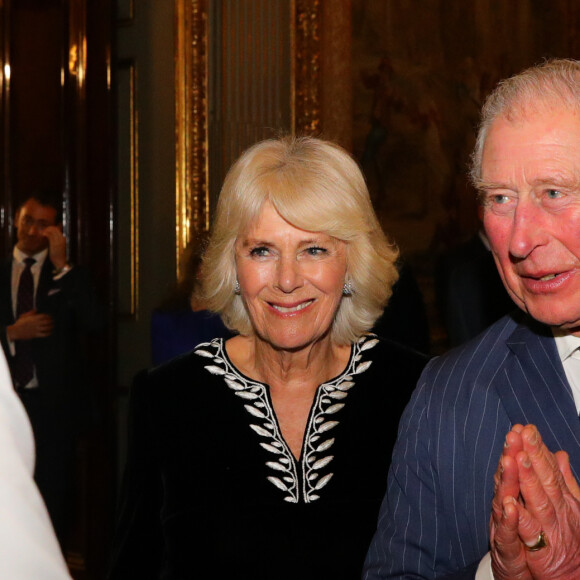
[346,335,429,402]
[356,334,430,372]
[134,338,228,395]
[346,336,428,434]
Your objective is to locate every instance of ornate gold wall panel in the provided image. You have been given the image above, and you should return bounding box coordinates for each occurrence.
[175,0,208,277]
[175,0,320,271]
[117,59,139,318]
[320,0,352,149]
[294,0,320,135]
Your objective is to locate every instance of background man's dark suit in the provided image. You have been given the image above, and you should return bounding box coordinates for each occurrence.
[435,232,514,347]
[0,251,102,542]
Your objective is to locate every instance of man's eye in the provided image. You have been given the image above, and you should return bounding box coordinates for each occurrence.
[491,194,510,205]
[546,189,563,199]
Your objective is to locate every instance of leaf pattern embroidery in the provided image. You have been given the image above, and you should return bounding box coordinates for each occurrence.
[195,335,378,503]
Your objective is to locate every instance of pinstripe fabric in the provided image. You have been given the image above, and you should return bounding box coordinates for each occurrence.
[363,311,580,579]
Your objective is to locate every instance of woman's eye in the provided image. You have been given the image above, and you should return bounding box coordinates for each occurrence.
[249,246,270,257]
[306,246,327,256]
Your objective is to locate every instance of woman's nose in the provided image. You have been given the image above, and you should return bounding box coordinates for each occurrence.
[275,257,303,293]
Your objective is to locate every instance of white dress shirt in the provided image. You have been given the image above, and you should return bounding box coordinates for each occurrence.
[9,247,49,388]
[476,331,580,579]
[0,348,71,578]
[11,246,48,315]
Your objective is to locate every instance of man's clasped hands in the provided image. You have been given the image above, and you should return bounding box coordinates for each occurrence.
[491,424,580,579]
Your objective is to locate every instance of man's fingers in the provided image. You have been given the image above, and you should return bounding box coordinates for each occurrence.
[520,426,566,510]
[35,315,54,337]
[513,501,544,549]
[517,451,557,527]
[490,496,532,580]
[18,310,37,319]
[555,450,580,501]
[492,454,520,525]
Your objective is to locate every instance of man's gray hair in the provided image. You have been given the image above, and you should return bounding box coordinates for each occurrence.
[470,58,580,186]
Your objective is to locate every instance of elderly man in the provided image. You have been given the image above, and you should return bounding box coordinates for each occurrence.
[363,58,580,579]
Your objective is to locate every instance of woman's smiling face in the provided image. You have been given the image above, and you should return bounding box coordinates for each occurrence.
[235,202,348,351]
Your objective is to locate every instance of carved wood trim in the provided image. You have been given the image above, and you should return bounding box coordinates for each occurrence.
[175,0,209,277]
[175,0,320,271]
[294,0,321,135]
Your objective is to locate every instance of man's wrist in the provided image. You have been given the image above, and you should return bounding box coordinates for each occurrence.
[52,263,72,276]
[6,324,17,342]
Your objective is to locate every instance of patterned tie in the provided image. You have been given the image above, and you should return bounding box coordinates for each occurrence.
[13,257,36,389]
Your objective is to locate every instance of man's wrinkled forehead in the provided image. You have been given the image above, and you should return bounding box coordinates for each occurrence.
[500,93,580,126]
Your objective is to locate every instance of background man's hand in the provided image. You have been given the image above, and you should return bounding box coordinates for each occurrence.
[42,226,67,271]
[7,311,54,341]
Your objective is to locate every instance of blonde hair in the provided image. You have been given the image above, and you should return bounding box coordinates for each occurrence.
[471,58,580,185]
[201,135,399,344]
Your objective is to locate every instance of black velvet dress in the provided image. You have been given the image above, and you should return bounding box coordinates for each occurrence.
[108,335,428,580]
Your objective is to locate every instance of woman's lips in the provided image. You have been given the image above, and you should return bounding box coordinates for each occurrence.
[269,299,314,314]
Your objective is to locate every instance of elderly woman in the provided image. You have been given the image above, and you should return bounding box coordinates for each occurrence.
[108,136,428,579]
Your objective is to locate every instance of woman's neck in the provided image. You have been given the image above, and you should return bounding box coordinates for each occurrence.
[227,334,350,392]
[226,334,352,460]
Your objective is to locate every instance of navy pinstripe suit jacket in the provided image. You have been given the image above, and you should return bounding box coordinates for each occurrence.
[363,311,580,579]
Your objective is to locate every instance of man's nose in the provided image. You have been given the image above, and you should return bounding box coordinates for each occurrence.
[508,200,549,259]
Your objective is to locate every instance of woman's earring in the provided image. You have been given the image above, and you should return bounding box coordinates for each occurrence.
[234,281,241,295]
[342,281,353,296]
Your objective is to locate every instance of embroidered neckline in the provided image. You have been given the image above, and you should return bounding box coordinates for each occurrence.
[195,335,379,503]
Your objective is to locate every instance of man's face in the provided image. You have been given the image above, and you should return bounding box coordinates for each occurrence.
[481,106,580,334]
[15,199,58,256]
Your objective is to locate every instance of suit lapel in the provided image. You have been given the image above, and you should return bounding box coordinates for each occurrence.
[0,257,14,323]
[35,259,53,311]
[499,318,580,477]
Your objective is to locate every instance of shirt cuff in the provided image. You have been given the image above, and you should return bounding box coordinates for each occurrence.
[7,335,15,357]
[476,551,494,580]
[52,264,73,280]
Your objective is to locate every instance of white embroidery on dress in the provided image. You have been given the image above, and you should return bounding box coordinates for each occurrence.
[195,335,378,503]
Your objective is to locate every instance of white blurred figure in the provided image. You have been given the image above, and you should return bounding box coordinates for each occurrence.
[0,348,71,579]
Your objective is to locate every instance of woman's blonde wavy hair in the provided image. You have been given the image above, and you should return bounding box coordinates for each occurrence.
[200,135,399,345]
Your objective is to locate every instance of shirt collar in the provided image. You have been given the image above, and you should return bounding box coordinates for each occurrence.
[552,329,580,362]
[477,228,491,251]
[13,246,48,266]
